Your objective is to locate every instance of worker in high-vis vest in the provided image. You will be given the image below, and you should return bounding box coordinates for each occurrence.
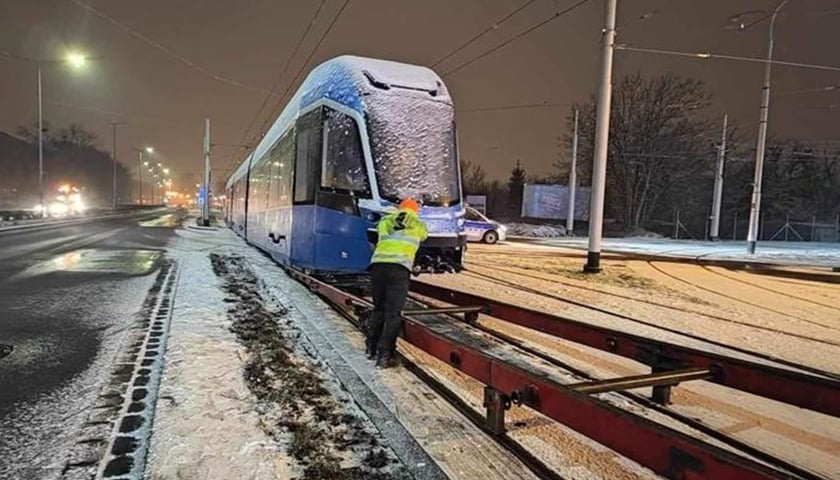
[366,198,428,369]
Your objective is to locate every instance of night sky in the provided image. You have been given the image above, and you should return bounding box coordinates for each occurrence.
[1,0,838,187]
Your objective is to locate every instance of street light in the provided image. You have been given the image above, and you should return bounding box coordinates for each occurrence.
[132,146,154,204]
[31,50,91,215]
[65,51,87,69]
[730,0,791,253]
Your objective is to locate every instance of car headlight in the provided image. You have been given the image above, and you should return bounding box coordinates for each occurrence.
[49,202,69,216]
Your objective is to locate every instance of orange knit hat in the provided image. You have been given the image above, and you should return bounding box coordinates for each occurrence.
[399,198,419,213]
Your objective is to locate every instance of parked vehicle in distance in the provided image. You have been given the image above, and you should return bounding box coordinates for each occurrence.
[464,206,506,244]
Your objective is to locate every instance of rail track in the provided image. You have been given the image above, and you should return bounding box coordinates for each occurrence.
[465,261,840,355]
[646,261,838,332]
[699,265,840,313]
[405,293,824,480]
[474,245,840,285]
[286,268,840,480]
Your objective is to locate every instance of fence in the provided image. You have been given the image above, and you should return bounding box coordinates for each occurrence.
[649,209,840,242]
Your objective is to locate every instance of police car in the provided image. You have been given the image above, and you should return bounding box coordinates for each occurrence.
[463,206,507,244]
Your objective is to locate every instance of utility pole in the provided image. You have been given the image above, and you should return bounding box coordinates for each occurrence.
[584,0,618,273]
[566,109,579,234]
[137,150,143,204]
[201,117,211,226]
[746,0,790,254]
[37,63,44,217]
[111,121,126,210]
[710,113,727,241]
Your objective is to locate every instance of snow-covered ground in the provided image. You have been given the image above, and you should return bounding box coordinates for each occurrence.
[504,222,567,238]
[147,224,536,480]
[423,249,840,478]
[516,237,840,268]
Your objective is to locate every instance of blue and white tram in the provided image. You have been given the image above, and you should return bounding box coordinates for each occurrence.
[225,55,466,274]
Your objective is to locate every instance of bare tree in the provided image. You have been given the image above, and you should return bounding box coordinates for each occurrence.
[460,159,488,195]
[562,73,716,230]
[55,123,98,148]
[15,122,98,148]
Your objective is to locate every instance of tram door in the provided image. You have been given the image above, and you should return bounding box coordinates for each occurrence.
[290,107,323,270]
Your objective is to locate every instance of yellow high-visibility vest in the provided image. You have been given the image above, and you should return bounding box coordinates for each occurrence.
[370,208,428,271]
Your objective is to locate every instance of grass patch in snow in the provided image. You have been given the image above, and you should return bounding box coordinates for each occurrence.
[210,253,407,480]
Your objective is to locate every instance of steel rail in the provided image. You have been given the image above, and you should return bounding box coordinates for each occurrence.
[408,294,823,480]
[410,281,840,417]
[289,270,802,480]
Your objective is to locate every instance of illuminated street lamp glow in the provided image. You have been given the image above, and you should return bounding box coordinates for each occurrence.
[145,146,154,154]
[163,168,170,175]
[65,51,87,69]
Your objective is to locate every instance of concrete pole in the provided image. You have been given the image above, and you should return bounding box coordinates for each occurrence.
[746,0,789,254]
[566,109,579,234]
[201,117,211,226]
[137,151,143,204]
[710,113,728,240]
[584,0,618,273]
[111,123,117,209]
[37,63,44,217]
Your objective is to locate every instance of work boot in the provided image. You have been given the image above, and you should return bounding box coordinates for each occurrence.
[364,341,377,361]
[375,352,397,369]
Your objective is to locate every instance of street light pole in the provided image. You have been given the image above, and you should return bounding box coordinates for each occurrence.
[137,150,143,204]
[566,108,579,234]
[201,117,211,226]
[111,121,126,210]
[37,63,44,216]
[584,0,618,273]
[710,113,728,241]
[746,0,790,254]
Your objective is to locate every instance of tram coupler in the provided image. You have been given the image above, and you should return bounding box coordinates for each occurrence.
[483,386,511,435]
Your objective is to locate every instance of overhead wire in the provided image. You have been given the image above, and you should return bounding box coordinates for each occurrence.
[457,102,571,113]
[235,0,328,153]
[224,0,352,177]
[615,45,840,73]
[431,0,538,68]
[441,0,591,78]
[68,0,277,97]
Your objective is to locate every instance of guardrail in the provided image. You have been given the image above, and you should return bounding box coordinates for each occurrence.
[0,207,168,234]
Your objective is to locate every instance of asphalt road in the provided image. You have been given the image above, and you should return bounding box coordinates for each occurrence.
[0,210,184,477]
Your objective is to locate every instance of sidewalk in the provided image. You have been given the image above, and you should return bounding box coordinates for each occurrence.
[147,225,535,479]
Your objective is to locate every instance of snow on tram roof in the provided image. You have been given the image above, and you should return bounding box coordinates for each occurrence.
[228,55,450,186]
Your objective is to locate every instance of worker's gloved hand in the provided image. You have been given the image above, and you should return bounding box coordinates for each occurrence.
[394,212,407,231]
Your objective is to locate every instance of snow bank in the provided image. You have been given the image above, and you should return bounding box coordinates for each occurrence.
[623,228,664,239]
[505,222,567,238]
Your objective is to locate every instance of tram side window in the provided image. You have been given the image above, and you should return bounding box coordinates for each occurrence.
[321,108,368,195]
[268,130,294,208]
[294,108,323,204]
[254,157,271,212]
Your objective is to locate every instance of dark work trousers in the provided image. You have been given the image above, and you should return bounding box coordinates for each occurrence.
[367,262,411,355]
